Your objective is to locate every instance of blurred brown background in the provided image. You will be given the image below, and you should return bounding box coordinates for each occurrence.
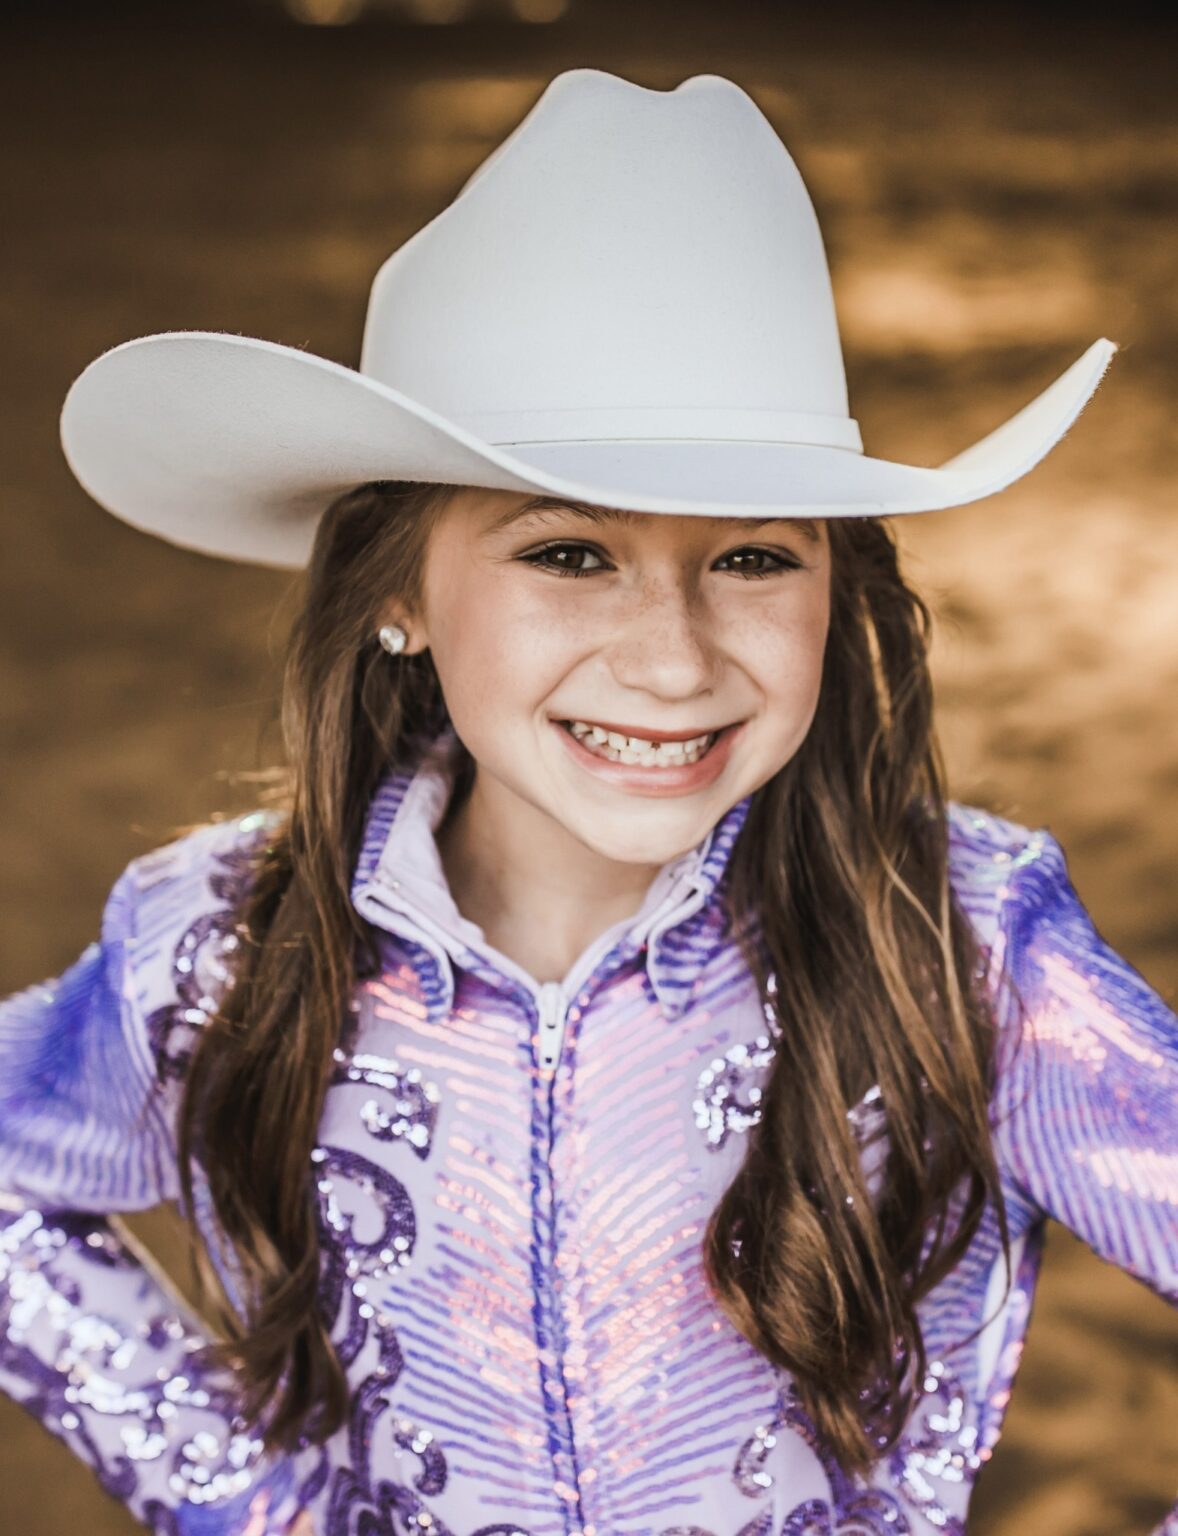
[2,1,1176,1531]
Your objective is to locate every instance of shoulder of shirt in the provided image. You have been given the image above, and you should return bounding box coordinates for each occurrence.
[944,798,1052,865]
[943,797,1072,942]
[101,809,284,979]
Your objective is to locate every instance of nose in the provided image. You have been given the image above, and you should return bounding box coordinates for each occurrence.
[605,572,723,701]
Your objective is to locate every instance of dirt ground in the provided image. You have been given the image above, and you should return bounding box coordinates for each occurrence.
[1,3,1176,1532]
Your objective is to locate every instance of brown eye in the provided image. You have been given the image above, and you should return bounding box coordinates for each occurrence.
[719,547,802,579]
[519,542,607,578]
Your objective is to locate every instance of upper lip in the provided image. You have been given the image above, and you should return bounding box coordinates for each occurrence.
[558,717,736,743]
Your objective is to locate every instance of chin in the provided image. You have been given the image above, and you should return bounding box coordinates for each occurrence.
[558,805,714,869]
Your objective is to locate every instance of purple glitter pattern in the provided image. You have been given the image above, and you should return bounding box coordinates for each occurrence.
[0,823,303,1535]
[1,733,1175,1535]
[143,823,272,1087]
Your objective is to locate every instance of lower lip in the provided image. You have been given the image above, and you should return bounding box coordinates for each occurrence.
[552,719,745,796]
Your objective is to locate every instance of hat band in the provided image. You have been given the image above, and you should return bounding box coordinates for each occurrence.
[452,406,864,452]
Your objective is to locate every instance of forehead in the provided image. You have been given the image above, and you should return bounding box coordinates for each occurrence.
[476,494,824,544]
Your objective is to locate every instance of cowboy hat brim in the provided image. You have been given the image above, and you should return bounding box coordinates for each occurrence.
[59,330,1117,568]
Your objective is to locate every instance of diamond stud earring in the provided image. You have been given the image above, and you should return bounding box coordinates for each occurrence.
[377,623,408,655]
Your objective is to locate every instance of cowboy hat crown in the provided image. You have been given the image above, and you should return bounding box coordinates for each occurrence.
[59,67,1116,567]
[361,70,859,456]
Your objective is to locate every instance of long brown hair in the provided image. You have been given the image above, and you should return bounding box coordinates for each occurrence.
[177,479,1013,1477]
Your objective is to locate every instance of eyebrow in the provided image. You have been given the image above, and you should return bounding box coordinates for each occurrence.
[482,497,823,544]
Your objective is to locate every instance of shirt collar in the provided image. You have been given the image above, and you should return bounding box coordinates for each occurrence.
[350,720,751,1020]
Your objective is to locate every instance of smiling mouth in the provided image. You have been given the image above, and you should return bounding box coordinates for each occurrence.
[559,719,726,766]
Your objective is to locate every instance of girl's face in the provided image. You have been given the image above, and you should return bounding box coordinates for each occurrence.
[395,488,832,868]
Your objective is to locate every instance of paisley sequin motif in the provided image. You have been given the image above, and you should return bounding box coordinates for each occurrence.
[0,1203,300,1530]
[693,969,888,1161]
[693,971,782,1150]
[143,817,273,1084]
[766,1358,980,1535]
[330,1045,441,1158]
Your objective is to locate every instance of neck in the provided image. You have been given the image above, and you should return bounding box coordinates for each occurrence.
[435,764,664,986]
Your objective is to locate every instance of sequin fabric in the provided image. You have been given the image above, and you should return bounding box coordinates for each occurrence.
[2,720,1176,1535]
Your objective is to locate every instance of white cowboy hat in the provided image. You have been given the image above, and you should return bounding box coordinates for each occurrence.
[59,67,1117,569]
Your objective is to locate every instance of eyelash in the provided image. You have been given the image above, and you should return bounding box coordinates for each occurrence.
[518,541,804,581]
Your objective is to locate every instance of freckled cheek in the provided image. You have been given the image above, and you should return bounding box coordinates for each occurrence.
[797,619,832,712]
[493,591,601,663]
[735,600,829,697]
[751,629,828,771]
[428,591,581,720]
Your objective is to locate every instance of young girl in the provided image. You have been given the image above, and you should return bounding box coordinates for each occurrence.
[2,67,1174,1536]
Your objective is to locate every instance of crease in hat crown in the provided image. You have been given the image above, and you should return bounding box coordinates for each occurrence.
[359,68,863,454]
[57,64,1118,568]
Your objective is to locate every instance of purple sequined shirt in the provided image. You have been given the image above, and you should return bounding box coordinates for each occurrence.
[2,721,1176,1535]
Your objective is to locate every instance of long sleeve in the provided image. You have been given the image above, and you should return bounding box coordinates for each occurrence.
[988,828,1178,1532]
[0,848,304,1535]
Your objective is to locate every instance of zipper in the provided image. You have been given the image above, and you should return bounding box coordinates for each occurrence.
[360,868,708,1077]
[528,871,706,1079]
[525,939,667,1522]
[536,980,567,1076]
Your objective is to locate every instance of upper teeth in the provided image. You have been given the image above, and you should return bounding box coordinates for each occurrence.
[566,720,716,756]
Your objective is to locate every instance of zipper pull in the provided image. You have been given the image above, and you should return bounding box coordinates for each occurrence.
[536,980,567,1075]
